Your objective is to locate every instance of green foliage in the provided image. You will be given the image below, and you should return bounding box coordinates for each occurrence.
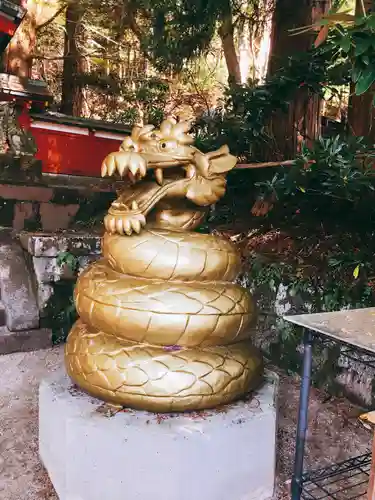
[232,134,375,392]
[43,252,79,344]
[246,242,375,392]
[327,13,375,95]
[56,252,80,274]
[43,280,77,344]
[81,74,169,126]
[255,135,375,233]
[131,0,272,74]
[139,0,218,72]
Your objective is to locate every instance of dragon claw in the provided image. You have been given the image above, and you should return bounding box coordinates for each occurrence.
[105,209,146,236]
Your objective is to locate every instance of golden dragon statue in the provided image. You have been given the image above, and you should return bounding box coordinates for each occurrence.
[65,117,263,412]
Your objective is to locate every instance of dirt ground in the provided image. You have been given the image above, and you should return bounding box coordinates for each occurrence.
[0,347,372,500]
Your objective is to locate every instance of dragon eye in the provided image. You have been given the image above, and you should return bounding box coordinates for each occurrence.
[158,140,176,151]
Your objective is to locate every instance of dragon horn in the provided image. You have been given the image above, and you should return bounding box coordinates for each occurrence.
[131,125,142,141]
[173,120,192,135]
[205,145,230,159]
[205,145,237,174]
[138,124,155,139]
[160,119,173,135]
[173,121,194,145]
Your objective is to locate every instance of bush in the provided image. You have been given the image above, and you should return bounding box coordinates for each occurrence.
[254,135,375,234]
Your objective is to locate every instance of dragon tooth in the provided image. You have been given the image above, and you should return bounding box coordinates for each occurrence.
[131,200,139,210]
[108,160,116,176]
[139,157,147,177]
[155,168,163,185]
[117,161,128,177]
[129,163,138,176]
[101,163,107,177]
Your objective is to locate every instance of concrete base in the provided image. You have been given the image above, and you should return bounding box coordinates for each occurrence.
[39,369,279,500]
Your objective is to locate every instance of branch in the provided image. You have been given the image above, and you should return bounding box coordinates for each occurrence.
[125,11,145,42]
[360,0,367,16]
[236,160,298,169]
[122,3,153,61]
[31,54,124,61]
[36,2,68,32]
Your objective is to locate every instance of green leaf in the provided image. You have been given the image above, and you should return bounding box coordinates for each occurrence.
[352,65,362,83]
[362,55,370,65]
[355,15,367,27]
[354,37,372,56]
[339,35,351,53]
[355,68,375,95]
[366,14,375,30]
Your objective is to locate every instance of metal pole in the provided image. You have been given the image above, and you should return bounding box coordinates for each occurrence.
[291,329,314,500]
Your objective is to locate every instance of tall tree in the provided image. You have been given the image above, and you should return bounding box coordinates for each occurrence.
[60,3,85,116]
[267,0,331,159]
[218,0,242,85]
[6,0,67,78]
[121,0,261,85]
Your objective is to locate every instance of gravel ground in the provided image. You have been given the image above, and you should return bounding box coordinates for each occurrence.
[0,347,372,500]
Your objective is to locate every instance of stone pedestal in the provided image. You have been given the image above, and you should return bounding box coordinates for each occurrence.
[39,369,279,500]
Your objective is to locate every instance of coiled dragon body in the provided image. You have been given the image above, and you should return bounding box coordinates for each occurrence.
[65,118,263,412]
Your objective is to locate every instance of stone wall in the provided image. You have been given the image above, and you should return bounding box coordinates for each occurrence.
[0,173,121,231]
[19,231,101,318]
[0,230,101,354]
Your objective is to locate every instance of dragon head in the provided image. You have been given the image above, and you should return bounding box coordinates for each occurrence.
[122,118,195,168]
[102,118,239,235]
[101,117,237,182]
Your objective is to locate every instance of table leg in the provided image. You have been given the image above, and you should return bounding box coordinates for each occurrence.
[291,329,314,500]
[368,431,375,500]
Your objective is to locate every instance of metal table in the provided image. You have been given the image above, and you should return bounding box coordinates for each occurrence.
[285,308,375,500]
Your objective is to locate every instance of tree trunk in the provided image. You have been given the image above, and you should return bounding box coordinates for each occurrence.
[60,3,84,116]
[347,0,374,138]
[266,0,330,160]
[6,12,36,77]
[249,0,273,82]
[6,0,65,78]
[269,0,316,74]
[218,1,241,86]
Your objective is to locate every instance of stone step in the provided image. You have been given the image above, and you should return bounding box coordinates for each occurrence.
[0,326,51,355]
